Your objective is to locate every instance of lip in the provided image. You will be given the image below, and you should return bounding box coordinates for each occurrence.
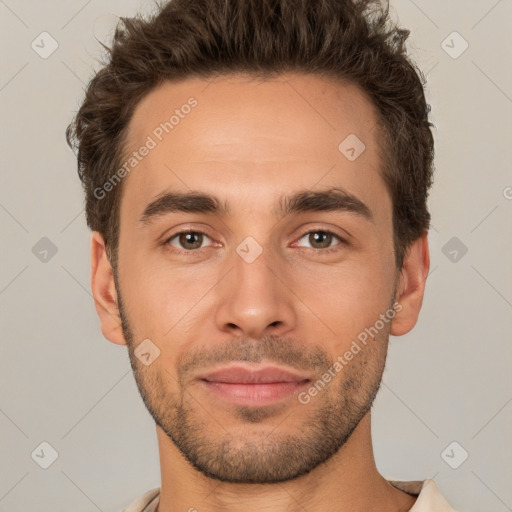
[197,365,312,407]
[198,365,312,384]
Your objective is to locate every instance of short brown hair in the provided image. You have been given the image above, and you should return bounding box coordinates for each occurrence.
[66,0,434,271]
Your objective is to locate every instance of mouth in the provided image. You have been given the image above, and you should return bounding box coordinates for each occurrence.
[197,364,312,406]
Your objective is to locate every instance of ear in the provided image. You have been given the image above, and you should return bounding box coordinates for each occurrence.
[90,231,127,346]
[390,232,430,336]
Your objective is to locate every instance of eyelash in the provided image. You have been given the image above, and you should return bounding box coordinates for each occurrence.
[163,228,347,255]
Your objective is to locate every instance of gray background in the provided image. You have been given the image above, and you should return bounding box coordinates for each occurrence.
[0,0,511,511]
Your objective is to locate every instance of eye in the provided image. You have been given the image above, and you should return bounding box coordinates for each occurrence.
[165,230,213,251]
[295,230,345,252]
[163,228,346,255]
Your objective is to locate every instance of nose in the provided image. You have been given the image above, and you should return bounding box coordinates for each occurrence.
[214,242,297,340]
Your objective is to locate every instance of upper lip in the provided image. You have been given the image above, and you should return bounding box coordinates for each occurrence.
[198,365,312,384]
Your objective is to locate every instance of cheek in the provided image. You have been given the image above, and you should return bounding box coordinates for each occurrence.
[121,255,221,342]
[294,259,395,347]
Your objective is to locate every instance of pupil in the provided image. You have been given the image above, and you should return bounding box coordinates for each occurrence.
[181,232,202,249]
[311,232,331,248]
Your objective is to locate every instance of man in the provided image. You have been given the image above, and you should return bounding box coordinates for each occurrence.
[66,0,457,510]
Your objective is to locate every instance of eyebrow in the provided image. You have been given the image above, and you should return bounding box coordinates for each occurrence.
[137,186,373,226]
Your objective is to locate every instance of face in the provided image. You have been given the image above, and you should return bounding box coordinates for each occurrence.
[112,73,400,483]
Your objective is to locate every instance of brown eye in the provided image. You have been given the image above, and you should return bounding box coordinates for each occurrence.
[308,231,333,249]
[167,231,211,251]
[295,230,345,252]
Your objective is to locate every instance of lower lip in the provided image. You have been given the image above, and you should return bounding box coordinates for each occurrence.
[201,380,310,406]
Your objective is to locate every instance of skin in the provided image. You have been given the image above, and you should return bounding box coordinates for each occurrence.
[90,73,429,512]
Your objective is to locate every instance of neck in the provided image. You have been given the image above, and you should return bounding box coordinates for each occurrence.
[155,413,416,512]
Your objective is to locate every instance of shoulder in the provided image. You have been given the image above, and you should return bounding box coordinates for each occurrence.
[389,479,458,511]
[122,487,161,512]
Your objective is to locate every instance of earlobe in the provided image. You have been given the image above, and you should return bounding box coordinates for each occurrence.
[90,231,127,346]
[390,232,430,337]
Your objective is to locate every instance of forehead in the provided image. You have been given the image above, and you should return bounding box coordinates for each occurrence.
[120,73,387,224]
